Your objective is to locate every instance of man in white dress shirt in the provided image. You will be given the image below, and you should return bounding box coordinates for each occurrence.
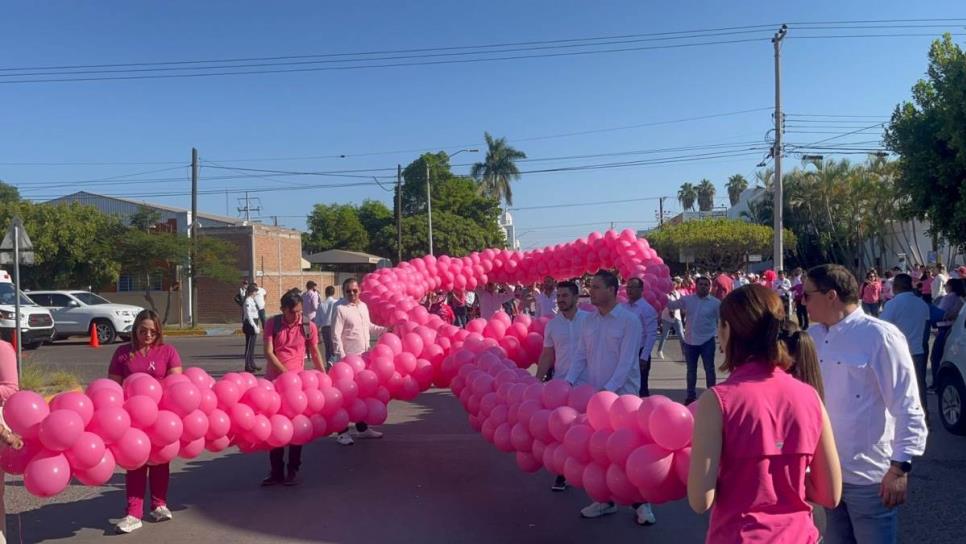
[535,279,588,492]
[533,276,559,318]
[805,264,927,544]
[624,277,658,396]
[879,273,931,421]
[564,270,655,527]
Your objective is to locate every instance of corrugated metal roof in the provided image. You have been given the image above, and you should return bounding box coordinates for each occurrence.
[48,191,243,226]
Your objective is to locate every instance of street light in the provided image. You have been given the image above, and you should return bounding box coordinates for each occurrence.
[427,148,478,256]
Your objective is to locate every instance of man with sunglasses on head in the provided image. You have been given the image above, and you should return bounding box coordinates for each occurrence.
[804,264,927,544]
[332,277,387,445]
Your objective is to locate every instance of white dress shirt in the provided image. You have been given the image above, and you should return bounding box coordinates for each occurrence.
[565,304,642,394]
[624,298,658,360]
[534,291,558,318]
[666,294,721,346]
[811,307,928,485]
[661,290,683,322]
[316,296,341,328]
[931,273,948,299]
[476,289,514,319]
[880,292,930,356]
[254,287,267,310]
[542,310,590,382]
[331,300,386,359]
[242,297,260,331]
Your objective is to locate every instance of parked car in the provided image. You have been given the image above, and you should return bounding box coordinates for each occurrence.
[936,303,966,435]
[0,270,55,349]
[26,290,143,344]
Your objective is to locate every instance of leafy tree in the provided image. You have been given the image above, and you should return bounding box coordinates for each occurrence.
[471,132,527,207]
[374,212,505,261]
[0,201,125,290]
[886,33,966,251]
[696,179,716,211]
[0,180,20,204]
[358,199,393,238]
[677,182,697,211]
[128,206,162,232]
[302,203,369,254]
[648,218,795,271]
[726,174,749,206]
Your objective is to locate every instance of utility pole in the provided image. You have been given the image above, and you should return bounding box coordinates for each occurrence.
[396,164,402,264]
[659,197,666,226]
[772,24,787,271]
[426,159,434,256]
[190,148,199,328]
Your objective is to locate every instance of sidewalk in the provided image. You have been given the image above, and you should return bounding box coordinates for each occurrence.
[164,324,242,337]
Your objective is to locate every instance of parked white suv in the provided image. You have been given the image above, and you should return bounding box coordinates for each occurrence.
[936,304,966,435]
[0,271,55,349]
[26,291,143,345]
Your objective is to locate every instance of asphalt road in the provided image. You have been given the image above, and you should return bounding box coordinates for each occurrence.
[5,336,965,543]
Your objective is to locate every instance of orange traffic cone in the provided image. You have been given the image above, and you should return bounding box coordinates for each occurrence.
[89,323,100,348]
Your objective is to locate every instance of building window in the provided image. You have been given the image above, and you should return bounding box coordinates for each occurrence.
[118,271,164,292]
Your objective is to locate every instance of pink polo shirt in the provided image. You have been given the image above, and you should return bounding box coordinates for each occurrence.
[265,315,319,379]
[108,343,182,381]
[707,362,823,543]
[0,340,19,405]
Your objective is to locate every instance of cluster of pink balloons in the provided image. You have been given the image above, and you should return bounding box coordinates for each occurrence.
[362,228,672,321]
[449,343,693,505]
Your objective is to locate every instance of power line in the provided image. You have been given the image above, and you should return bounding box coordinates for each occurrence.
[510,195,666,211]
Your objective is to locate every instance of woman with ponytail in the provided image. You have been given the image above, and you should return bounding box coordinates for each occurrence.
[781,320,825,401]
[687,285,841,543]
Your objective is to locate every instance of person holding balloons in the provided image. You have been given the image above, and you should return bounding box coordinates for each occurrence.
[564,270,657,526]
[687,285,841,542]
[0,338,24,544]
[107,309,183,534]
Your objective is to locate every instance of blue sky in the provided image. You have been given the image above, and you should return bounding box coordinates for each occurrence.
[1,1,963,252]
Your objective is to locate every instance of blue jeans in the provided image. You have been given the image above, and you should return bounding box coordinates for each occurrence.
[682,338,716,399]
[656,318,684,353]
[825,482,897,544]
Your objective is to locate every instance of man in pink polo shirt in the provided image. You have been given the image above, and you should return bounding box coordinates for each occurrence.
[261,289,326,486]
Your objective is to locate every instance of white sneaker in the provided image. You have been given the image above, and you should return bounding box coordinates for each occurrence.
[579,501,617,519]
[657,351,665,360]
[115,515,143,534]
[336,432,355,446]
[150,506,173,522]
[635,503,656,526]
[351,428,384,439]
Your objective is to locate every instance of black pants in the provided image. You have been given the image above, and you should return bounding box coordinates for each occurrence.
[320,326,334,362]
[795,302,809,330]
[243,322,258,371]
[269,445,302,478]
[639,357,652,397]
[341,422,369,434]
[258,308,267,327]
[454,306,468,328]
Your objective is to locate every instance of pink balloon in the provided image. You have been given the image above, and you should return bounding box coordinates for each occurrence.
[402,333,424,357]
[326,409,350,433]
[586,391,619,431]
[567,384,596,412]
[515,451,542,473]
[199,388,217,415]
[673,447,691,486]
[240,386,273,414]
[364,398,388,425]
[493,422,513,452]
[88,406,131,445]
[205,408,231,441]
[74,449,116,486]
[149,410,183,446]
[527,409,553,443]
[112,427,151,470]
[280,389,308,419]
[206,436,231,453]
[179,437,206,459]
[163,373,191,389]
[649,402,694,451]
[251,414,272,443]
[541,379,571,410]
[183,367,214,389]
[39,409,85,452]
[299,370,320,391]
[344,355,367,373]
[636,395,674,442]
[212,380,242,409]
[309,414,329,438]
[86,378,123,397]
[160,382,201,417]
[510,422,533,452]
[0,441,39,475]
[548,406,579,443]
[608,395,643,430]
[4,391,50,439]
[371,356,396,383]
[346,398,368,423]
[267,415,294,448]
[290,414,314,445]
[274,371,303,393]
[335,379,359,404]
[355,370,380,398]
[394,352,418,375]
[229,403,256,433]
[24,451,71,498]
[90,388,124,411]
[124,395,160,430]
[625,443,674,490]
[564,457,586,488]
[50,391,95,426]
[582,462,611,502]
[606,464,641,505]
[606,427,643,467]
[149,441,180,466]
[65,432,106,470]
[379,332,404,355]
[181,410,210,442]
[563,423,593,464]
[320,387,344,417]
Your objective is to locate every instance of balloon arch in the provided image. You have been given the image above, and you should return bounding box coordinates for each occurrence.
[2,229,693,505]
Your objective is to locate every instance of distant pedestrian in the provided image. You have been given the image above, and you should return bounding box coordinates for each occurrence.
[859,270,883,317]
[880,274,930,418]
[253,282,267,326]
[772,270,792,316]
[451,289,469,327]
[241,284,262,373]
[666,276,721,405]
[656,277,685,360]
[881,270,895,302]
[931,264,949,300]
[301,281,321,325]
[624,277,658,396]
[916,269,933,304]
[533,276,559,318]
[476,282,515,320]
[931,278,965,387]
[711,267,733,300]
[316,285,339,364]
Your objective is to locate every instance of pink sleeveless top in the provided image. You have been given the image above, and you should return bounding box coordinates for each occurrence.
[707,362,822,543]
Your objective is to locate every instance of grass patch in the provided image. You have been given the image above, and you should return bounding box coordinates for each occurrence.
[18,366,83,396]
[19,365,46,393]
[48,370,81,392]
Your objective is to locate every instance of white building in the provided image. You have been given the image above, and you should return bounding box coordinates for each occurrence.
[499,210,519,250]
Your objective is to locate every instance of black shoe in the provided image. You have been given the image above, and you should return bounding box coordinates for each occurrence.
[261,474,283,487]
[283,471,300,486]
[551,476,567,492]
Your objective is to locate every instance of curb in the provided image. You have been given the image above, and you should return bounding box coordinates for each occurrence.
[165,328,243,337]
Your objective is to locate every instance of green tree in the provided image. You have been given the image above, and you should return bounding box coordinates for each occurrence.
[375,212,505,261]
[0,201,125,290]
[886,33,966,251]
[0,180,20,204]
[358,199,393,237]
[128,206,162,232]
[302,203,369,254]
[696,179,716,211]
[726,174,749,206]
[648,218,795,271]
[677,182,697,211]
[471,132,527,207]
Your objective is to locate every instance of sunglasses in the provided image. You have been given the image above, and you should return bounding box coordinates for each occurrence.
[137,327,159,336]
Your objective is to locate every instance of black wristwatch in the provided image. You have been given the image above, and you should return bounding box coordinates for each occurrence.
[890,460,912,474]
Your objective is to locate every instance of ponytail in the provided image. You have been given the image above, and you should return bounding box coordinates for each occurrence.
[781,321,825,401]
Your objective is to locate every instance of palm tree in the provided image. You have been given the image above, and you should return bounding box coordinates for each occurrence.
[471,132,527,208]
[696,179,716,211]
[725,174,749,206]
[677,182,697,211]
